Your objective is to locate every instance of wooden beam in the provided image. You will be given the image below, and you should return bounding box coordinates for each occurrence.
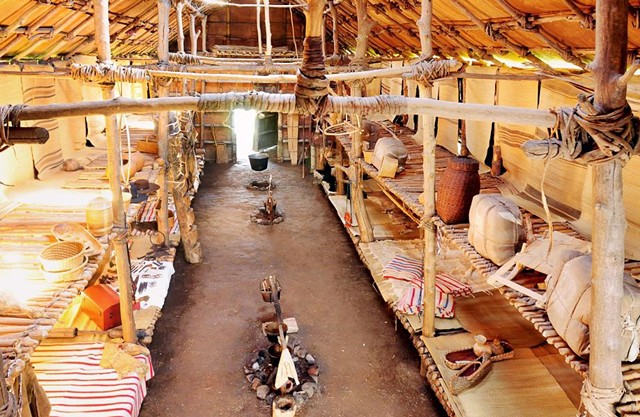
[94,0,136,345]
[562,0,595,28]
[353,0,376,65]
[586,0,627,414]
[12,93,556,127]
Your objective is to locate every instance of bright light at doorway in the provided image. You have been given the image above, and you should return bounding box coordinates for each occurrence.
[233,109,257,161]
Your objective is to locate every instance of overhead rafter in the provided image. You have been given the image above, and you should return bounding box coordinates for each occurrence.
[449,0,558,73]
[492,0,585,69]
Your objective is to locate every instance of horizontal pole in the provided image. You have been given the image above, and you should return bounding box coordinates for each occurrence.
[13,93,556,128]
[207,2,306,8]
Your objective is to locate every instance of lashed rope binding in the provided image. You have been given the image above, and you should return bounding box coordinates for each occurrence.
[295,36,329,116]
[523,93,640,165]
[0,105,25,153]
[579,378,625,417]
[70,63,149,84]
[552,94,640,164]
[168,52,202,65]
[0,390,17,417]
[407,59,457,87]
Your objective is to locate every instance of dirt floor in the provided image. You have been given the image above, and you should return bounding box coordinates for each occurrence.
[139,159,446,417]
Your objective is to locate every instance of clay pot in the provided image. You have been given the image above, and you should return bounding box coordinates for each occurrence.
[272,395,296,417]
[473,335,493,358]
[264,322,288,344]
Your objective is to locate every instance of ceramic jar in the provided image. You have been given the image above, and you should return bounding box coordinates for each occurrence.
[473,335,493,358]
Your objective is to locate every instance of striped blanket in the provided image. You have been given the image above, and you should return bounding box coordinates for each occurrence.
[383,255,472,317]
[31,342,153,417]
[130,199,180,236]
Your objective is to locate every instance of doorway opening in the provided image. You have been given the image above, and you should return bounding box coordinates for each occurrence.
[233,109,281,163]
[232,109,257,161]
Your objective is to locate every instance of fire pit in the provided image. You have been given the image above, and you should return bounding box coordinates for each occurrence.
[246,178,277,191]
[250,206,284,225]
[245,336,319,409]
[250,176,283,225]
[246,276,319,411]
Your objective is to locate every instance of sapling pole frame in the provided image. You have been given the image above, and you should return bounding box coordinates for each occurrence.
[12,94,556,127]
[94,0,136,344]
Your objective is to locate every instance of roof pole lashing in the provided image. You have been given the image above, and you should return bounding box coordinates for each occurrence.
[295,36,329,117]
[521,94,640,165]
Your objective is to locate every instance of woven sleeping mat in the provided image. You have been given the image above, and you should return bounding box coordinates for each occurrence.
[453,291,545,348]
[422,333,577,417]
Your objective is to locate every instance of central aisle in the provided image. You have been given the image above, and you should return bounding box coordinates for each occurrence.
[139,160,445,417]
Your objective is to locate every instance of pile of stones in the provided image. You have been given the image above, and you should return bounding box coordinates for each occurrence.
[245,336,319,408]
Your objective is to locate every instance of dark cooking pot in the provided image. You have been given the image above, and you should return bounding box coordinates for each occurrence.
[249,153,269,171]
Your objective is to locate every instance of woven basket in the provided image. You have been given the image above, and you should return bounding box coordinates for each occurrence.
[39,241,85,272]
[41,256,88,283]
[449,356,493,395]
[436,156,480,225]
[52,223,103,257]
[444,340,515,370]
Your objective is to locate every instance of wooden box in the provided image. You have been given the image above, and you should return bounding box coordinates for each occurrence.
[82,284,121,330]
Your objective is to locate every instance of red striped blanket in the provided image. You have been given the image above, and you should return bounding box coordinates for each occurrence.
[31,342,153,417]
[383,255,472,317]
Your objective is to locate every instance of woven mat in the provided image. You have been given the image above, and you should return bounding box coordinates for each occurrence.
[453,291,545,348]
[422,333,577,417]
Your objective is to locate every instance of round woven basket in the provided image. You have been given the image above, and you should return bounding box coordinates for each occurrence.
[39,241,85,272]
[41,256,88,283]
[436,156,480,224]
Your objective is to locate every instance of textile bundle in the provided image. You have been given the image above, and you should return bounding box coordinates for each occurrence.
[31,342,153,417]
[383,255,472,317]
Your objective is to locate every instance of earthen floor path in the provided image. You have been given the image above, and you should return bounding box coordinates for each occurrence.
[139,160,445,417]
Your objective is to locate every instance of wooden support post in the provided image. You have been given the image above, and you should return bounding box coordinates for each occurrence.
[256,0,263,56]
[176,2,185,53]
[168,123,203,264]
[418,0,437,338]
[189,13,199,55]
[263,0,273,66]
[201,14,208,53]
[277,112,284,162]
[336,143,346,195]
[353,0,376,66]
[585,0,628,414]
[157,0,171,247]
[94,0,136,344]
[321,12,326,59]
[350,115,374,243]
[459,78,469,157]
[329,1,339,58]
[199,81,206,149]
[348,0,374,243]
[287,113,299,164]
